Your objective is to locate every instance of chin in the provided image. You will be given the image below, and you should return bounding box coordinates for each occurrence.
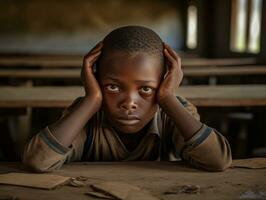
[114,125,144,134]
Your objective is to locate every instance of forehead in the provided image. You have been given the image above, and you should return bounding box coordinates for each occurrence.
[99,51,162,82]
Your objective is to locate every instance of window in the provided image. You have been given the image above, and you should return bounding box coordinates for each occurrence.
[186,5,198,49]
[230,0,263,53]
[247,0,263,53]
[231,0,248,52]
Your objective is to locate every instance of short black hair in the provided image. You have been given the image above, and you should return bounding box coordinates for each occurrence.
[100,25,164,65]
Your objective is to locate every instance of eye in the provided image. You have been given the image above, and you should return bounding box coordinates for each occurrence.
[139,86,154,95]
[105,84,120,93]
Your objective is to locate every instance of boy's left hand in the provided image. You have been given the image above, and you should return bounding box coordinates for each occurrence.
[157,43,183,103]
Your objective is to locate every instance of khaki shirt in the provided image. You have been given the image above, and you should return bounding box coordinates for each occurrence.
[23,96,232,172]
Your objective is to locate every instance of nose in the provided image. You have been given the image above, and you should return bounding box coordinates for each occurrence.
[120,94,138,112]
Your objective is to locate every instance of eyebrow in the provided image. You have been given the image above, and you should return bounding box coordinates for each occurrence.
[104,77,157,83]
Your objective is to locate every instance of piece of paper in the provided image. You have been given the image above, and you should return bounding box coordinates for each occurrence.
[91,181,160,200]
[231,158,266,169]
[0,172,71,190]
[86,191,114,199]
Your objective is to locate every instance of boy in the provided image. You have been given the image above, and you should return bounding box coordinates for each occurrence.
[23,26,232,172]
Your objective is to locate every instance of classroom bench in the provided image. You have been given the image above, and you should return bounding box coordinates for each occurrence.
[0,56,257,68]
[0,85,266,107]
[0,66,266,79]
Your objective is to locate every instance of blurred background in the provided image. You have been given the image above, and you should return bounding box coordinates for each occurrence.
[0,0,265,161]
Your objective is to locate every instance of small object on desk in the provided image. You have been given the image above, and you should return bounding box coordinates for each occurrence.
[76,176,88,181]
[240,190,266,199]
[68,177,86,187]
[231,158,266,169]
[163,185,201,195]
[90,181,160,200]
[0,172,71,190]
[86,191,115,199]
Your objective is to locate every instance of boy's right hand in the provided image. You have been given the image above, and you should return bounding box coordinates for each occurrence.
[81,42,103,102]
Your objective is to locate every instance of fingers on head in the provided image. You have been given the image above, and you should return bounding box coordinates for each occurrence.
[90,41,103,53]
[84,50,101,63]
[163,44,181,68]
[163,43,179,60]
[164,48,175,64]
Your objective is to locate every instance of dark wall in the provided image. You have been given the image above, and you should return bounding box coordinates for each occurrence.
[0,0,184,54]
[197,0,233,58]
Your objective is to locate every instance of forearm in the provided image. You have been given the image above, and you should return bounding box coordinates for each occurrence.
[49,95,101,147]
[159,94,202,141]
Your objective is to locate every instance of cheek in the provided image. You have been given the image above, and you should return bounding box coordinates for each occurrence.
[145,101,158,113]
[101,91,126,116]
[102,92,117,111]
[139,96,158,116]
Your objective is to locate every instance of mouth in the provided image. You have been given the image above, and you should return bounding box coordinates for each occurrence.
[116,116,140,126]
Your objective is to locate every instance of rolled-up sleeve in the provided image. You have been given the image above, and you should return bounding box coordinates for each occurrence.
[180,124,232,171]
[172,96,232,171]
[23,98,87,172]
[23,126,86,172]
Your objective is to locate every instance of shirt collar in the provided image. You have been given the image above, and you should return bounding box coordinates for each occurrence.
[146,111,160,137]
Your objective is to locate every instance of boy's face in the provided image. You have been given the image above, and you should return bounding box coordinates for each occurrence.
[99,51,163,134]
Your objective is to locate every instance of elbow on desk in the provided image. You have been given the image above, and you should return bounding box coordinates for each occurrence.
[22,131,64,172]
[22,147,60,173]
[22,154,51,173]
[188,145,233,172]
[200,130,233,172]
[202,149,233,172]
[207,156,232,172]
[188,156,232,172]
[210,138,233,172]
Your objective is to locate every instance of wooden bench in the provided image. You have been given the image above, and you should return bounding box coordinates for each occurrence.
[183,65,266,77]
[0,85,265,107]
[0,56,257,68]
[0,69,80,79]
[0,66,265,80]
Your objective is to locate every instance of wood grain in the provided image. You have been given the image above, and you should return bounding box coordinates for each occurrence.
[0,161,265,200]
[0,85,266,107]
[0,66,265,79]
[0,56,257,68]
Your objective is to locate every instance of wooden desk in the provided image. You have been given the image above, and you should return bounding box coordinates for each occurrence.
[184,66,266,77]
[0,161,265,200]
[0,56,257,68]
[0,56,82,68]
[182,57,257,67]
[0,66,265,79]
[0,69,81,79]
[0,85,266,107]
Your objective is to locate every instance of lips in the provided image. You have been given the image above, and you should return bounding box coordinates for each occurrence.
[116,115,140,126]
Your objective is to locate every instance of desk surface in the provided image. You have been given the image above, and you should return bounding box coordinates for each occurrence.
[0,161,265,200]
[0,66,266,79]
[0,85,266,108]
